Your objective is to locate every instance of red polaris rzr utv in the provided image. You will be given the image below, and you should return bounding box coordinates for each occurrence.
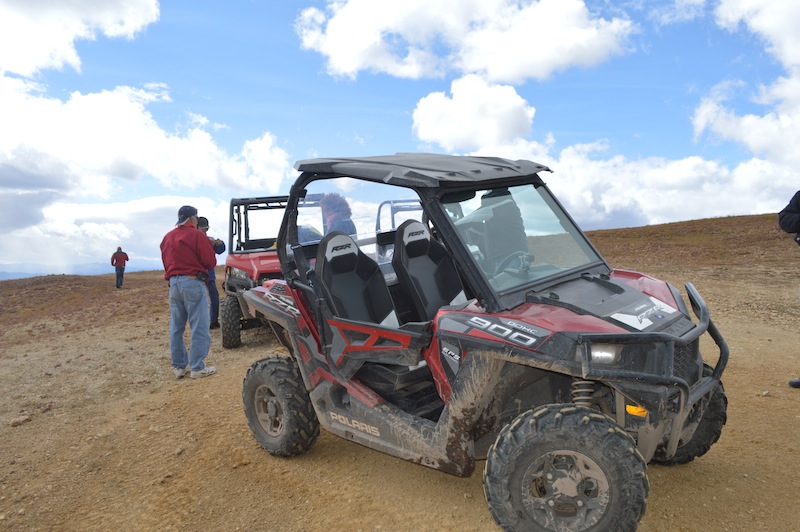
[221,195,326,348]
[221,196,288,348]
[240,154,729,531]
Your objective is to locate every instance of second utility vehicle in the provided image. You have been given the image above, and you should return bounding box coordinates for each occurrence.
[221,196,289,348]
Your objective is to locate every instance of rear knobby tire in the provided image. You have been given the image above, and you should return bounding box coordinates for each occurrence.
[653,364,727,465]
[220,295,242,349]
[484,404,648,532]
[242,356,319,457]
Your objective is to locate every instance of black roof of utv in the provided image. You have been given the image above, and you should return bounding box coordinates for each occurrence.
[293,153,552,190]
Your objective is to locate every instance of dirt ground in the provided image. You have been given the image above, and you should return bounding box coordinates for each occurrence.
[1,213,799,531]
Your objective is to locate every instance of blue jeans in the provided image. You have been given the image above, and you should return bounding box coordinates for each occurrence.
[115,266,125,288]
[208,279,220,324]
[169,275,212,371]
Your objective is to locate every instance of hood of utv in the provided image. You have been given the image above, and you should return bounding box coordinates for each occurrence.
[527,273,695,336]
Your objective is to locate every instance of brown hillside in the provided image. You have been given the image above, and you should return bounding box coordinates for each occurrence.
[0,214,798,531]
[589,213,787,271]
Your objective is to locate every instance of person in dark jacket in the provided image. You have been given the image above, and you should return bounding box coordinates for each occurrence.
[778,191,800,388]
[197,216,226,329]
[320,193,357,235]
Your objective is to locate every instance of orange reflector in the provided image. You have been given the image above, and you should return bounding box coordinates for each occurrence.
[626,405,648,417]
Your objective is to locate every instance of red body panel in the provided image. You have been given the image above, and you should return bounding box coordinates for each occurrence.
[611,269,680,307]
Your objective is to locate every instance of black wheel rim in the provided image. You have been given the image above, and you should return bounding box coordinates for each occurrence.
[254,384,283,437]
[521,450,610,531]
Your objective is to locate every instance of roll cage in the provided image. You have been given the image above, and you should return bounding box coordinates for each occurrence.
[278,154,609,313]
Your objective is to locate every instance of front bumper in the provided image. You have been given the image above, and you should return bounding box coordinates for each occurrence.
[577,283,729,461]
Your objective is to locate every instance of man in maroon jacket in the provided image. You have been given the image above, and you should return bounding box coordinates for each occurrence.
[160,205,218,379]
[110,246,129,289]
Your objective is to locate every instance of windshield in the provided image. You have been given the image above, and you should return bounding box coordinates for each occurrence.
[442,184,603,293]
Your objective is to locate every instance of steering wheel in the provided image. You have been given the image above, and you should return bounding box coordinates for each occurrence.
[495,250,533,274]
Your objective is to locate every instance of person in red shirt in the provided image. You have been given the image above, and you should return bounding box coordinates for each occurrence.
[110,246,129,289]
[160,205,218,379]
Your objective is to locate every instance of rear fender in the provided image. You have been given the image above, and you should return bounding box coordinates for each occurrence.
[242,281,301,328]
[243,281,327,391]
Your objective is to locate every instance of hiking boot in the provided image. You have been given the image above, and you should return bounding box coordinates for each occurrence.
[173,366,189,379]
[190,365,217,379]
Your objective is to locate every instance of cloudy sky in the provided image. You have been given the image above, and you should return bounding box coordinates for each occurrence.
[1,0,798,275]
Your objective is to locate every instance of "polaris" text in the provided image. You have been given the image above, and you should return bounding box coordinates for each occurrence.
[330,412,380,437]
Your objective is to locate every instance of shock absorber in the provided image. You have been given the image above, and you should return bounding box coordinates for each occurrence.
[571,378,596,408]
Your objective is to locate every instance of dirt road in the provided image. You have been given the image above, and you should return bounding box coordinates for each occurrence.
[1,213,799,531]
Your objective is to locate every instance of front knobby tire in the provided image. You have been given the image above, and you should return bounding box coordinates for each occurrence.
[220,295,242,349]
[653,364,728,465]
[242,357,319,457]
[484,404,649,532]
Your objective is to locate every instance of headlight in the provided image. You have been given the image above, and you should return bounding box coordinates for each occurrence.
[228,267,251,281]
[585,343,623,365]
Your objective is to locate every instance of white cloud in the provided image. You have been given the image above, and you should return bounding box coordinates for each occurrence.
[296,0,634,82]
[714,0,800,67]
[0,0,160,76]
[413,75,535,152]
[296,1,446,79]
[238,134,294,193]
[457,0,634,83]
[491,140,791,230]
[649,0,707,26]
[0,77,294,196]
[692,79,800,169]
[692,1,800,171]
[0,79,296,260]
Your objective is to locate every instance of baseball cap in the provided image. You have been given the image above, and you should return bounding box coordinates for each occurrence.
[177,205,198,225]
[197,216,209,229]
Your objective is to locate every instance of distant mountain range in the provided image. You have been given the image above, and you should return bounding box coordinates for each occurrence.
[0,262,162,281]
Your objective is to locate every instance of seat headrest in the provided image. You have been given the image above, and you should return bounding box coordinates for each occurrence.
[399,220,429,244]
[398,220,434,258]
[320,233,358,261]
